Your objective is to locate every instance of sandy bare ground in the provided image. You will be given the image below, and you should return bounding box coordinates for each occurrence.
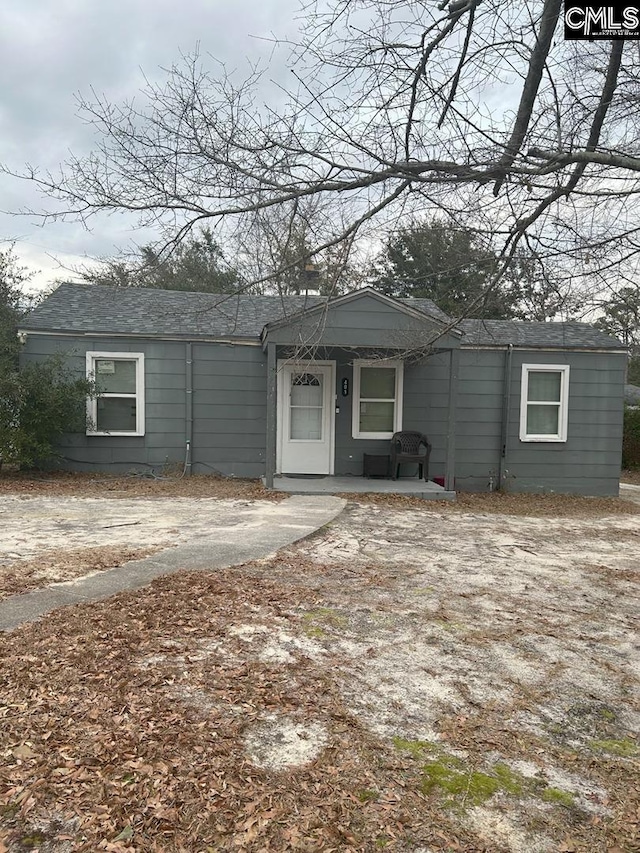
[2,475,637,600]
[0,493,638,852]
[621,468,640,486]
[0,495,287,600]
[234,503,640,850]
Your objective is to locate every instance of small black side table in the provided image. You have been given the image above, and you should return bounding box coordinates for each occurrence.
[363,453,390,478]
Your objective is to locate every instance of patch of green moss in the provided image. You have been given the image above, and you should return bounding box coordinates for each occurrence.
[0,803,19,818]
[20,834,47,848]
[357,788,378,803]
[302,607,348,631]
[394,739,518,805]
[392,734,580,811]
[492,762,524,795]
[395,737,582,811]
[302,625,325,639]
[589,737,638,757]
[421,763,503,805]
[392,737,447,760]
[598,707,617,722]
[541,787,575,807]
[392,736,427,756]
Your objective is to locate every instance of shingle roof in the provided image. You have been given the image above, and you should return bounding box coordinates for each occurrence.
[459,319,623,350]
[22,283,325,339]
[21,283,449,340]
[21,283,624,350]
[397,298,452,324]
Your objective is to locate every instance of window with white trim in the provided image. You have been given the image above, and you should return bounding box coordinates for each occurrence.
[519,364,569,442]
[86,352,145,436]
[352,359,403,439]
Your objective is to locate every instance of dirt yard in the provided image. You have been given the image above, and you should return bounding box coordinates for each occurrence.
[0,477,638,852]
[0,492,279,601]
[621,468,640,486]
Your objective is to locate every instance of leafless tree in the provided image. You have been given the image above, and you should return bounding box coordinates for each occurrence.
[234,196,366,295]
[6,0,640,313]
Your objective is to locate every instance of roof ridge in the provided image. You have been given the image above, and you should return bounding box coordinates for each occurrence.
[21,283,624,348]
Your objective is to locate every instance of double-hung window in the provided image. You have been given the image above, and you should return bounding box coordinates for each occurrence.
[519,364,569,442]
[87,352,145,436]
[352,359,403,439]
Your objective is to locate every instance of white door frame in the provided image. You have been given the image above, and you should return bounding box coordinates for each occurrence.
[276,360,336,475]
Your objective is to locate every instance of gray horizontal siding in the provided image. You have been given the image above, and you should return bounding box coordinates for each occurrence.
[192,374,267,393]
[503,477,620,496]
[193,433,266,448]
[456,406,506,424]
[192,446,266,462]
[192,409,266,424]
[455,348,625,495]
[191,461,263,477]
[20,330,625,494]
[193,345,264,363]
[267,293,460,350]
[454,474,620,497]
[507,461,621,477]
[20,335,268,478]
[191,344,267,476]
[146,373,186,390]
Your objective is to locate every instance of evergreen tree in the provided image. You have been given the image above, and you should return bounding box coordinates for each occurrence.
[370,220,515,318]
[87,228,239,293]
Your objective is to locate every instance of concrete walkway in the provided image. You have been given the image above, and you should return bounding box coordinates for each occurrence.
[271,475,456,501]
[0,494,345,632]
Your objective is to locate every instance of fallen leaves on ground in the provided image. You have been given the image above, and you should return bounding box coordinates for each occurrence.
[0,472,282,501]
[1,483,638,852]
[1,553,638,852]
[341,490,640,517]
[0,471,637,516]
[0,570,485,853]
[0,546,163,601]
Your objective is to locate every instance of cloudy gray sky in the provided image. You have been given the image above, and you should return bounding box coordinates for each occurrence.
[0,0,300,289]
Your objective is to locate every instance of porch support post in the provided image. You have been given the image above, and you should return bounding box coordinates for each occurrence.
[265,342,277,489]
[444,347,459,492]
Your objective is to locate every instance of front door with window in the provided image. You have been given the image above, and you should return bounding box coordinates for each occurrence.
[278,363,335,474]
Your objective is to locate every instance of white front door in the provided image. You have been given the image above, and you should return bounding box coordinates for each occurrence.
[278,362,335,475]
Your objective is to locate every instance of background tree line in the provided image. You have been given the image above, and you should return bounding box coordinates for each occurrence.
[81,218,582,322]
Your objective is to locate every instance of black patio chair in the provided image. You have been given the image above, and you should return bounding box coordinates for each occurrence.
[390,431,431,481]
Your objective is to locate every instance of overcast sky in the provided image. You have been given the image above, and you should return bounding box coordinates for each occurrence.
[0,0,300,290]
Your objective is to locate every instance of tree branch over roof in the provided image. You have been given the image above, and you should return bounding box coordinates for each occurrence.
[3,1,640,303]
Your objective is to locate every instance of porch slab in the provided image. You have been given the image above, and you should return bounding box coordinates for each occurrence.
[269,476,456,501]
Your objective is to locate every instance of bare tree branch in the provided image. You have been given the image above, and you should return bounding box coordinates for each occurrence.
[2,1,640,309]
[493,0,562,195]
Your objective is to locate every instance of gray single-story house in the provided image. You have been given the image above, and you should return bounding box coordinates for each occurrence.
[19,283,626,496]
